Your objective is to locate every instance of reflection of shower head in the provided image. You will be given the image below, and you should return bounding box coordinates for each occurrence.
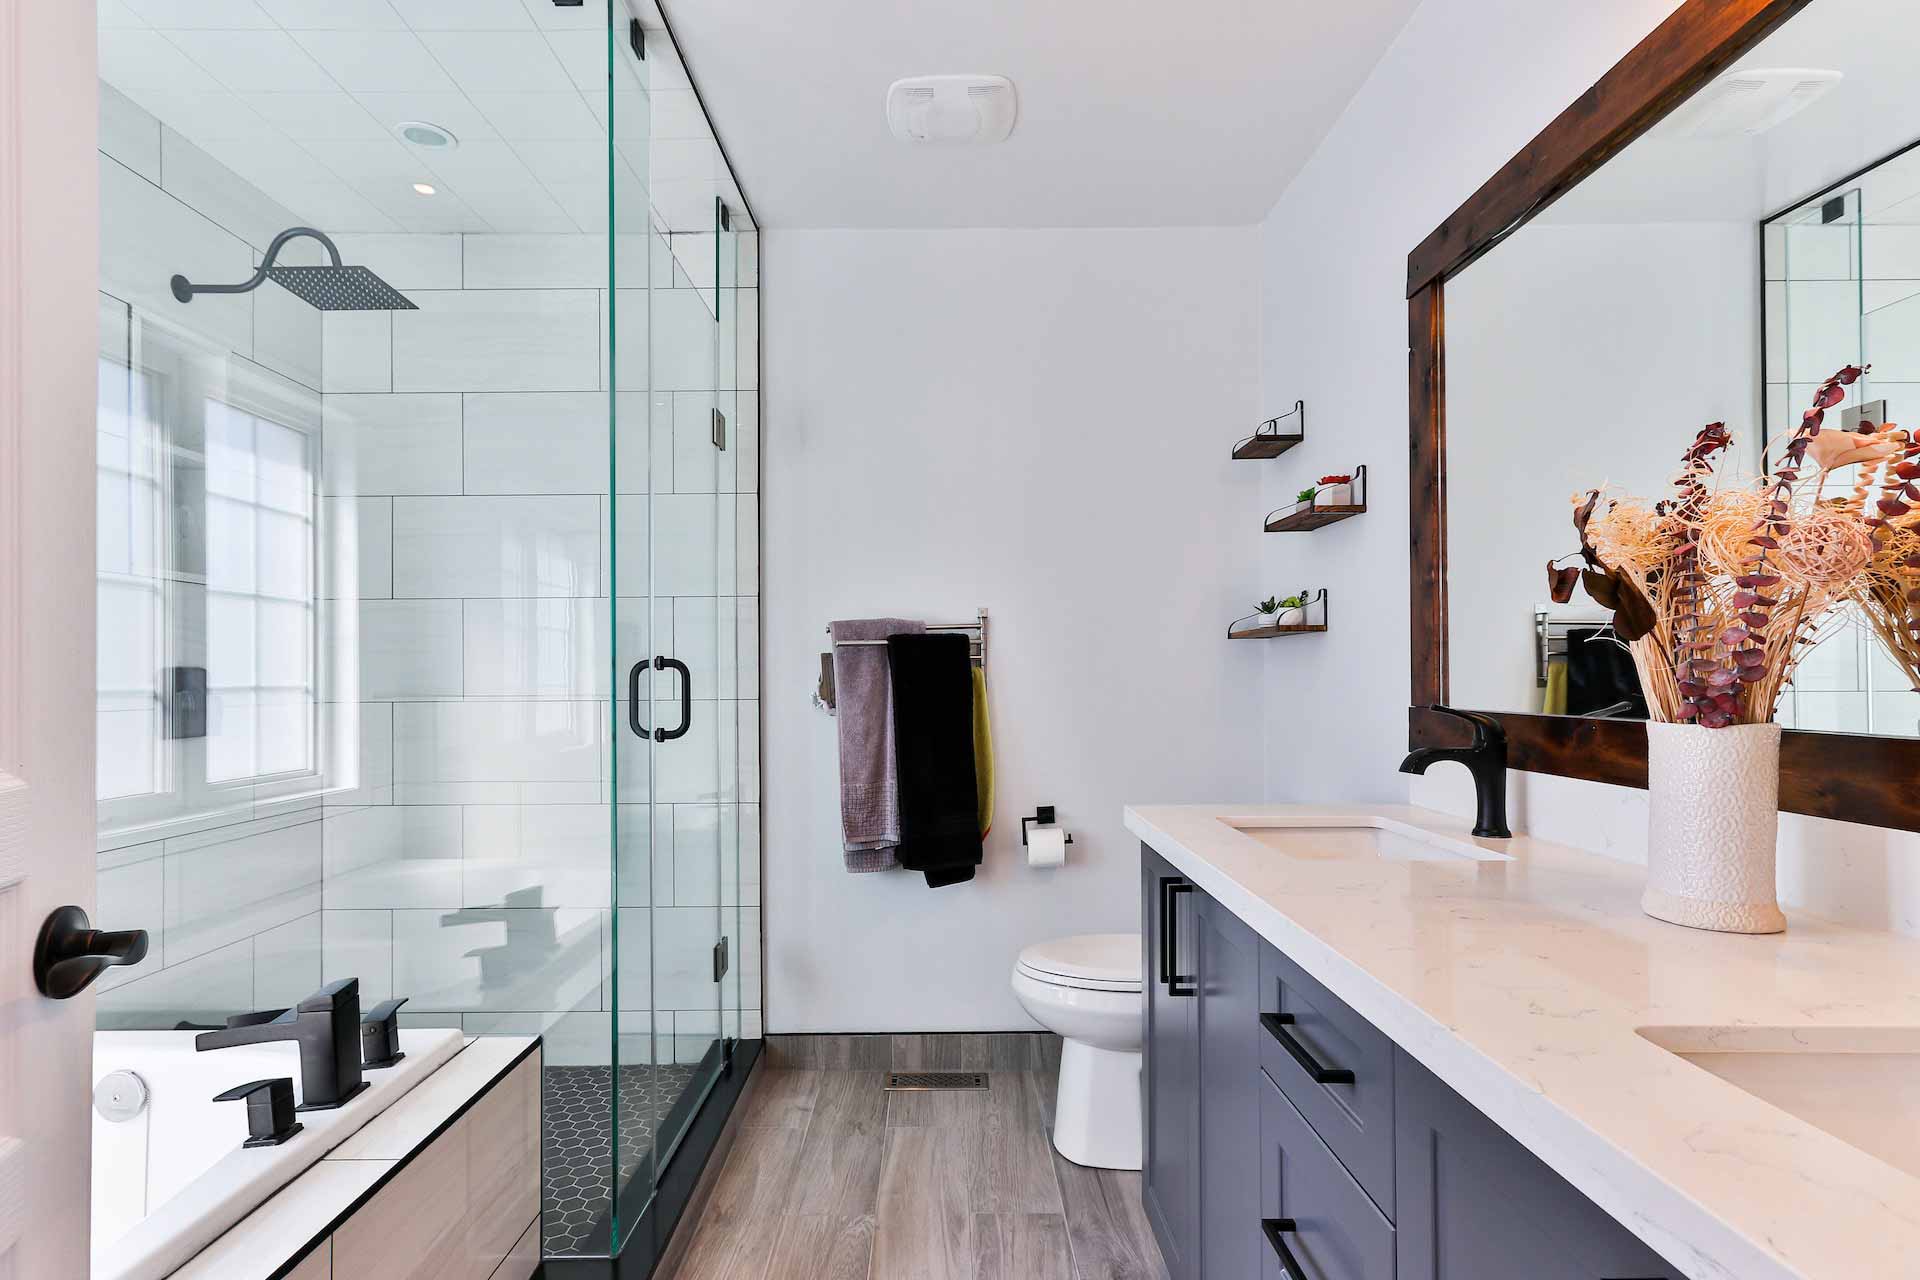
[170,226,417,311]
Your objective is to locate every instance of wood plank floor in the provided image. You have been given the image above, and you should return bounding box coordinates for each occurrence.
[666,1065,1168,1280]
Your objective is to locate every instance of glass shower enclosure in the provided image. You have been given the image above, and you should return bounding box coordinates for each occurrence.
[91,0,760,1270]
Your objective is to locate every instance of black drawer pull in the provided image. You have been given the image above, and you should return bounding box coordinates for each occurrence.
[1262,1012,1355,1085]
[1261,1219,1309,1280]
[1159,879,1196,997]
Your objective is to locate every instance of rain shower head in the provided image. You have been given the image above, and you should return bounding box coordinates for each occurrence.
[170,227,418,312]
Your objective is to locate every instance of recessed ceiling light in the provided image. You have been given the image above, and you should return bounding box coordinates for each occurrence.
[396,121,458,150]
[412,182,437,196]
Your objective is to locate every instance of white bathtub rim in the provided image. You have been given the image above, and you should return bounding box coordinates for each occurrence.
[92,1028,463,1280]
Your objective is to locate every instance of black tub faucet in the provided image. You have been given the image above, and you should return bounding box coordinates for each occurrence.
[1399,705,1512,839]
[195,978,369,1111]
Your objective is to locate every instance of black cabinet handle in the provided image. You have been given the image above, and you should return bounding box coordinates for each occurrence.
[1261,1219,1309,1280]
[659,656,691,741]
[1261,1012,1355,1085]
[1158,878,1196,997]
[628,656,692,742]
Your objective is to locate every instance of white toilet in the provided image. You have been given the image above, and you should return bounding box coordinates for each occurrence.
[1010,932,1143,1170]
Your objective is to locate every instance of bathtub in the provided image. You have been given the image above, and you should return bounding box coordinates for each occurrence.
[91,1026,464,1280]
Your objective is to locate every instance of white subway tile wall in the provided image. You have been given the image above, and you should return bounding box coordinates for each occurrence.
[95,82,761,1056]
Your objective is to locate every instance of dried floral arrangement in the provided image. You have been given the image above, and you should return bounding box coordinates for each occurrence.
[1550,365,1894,728]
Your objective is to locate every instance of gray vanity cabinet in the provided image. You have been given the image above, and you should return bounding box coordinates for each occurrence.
[1395,1051,1679,1279]
[1195,891,1264,1280]
[1143,845,1200,1280]
[1140,842,1684,1280]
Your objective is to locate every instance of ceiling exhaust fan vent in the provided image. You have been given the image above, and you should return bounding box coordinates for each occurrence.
[886,75,1018,145]
[1662,67,1843,138]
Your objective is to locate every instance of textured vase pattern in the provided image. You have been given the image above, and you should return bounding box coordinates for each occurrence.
[1644,721,1786,934]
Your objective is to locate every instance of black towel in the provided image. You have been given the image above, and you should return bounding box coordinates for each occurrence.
[887,633,982,887]
[1566,627,1650,718]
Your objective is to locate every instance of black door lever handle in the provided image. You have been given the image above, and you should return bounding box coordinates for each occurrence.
[34,905,149,999]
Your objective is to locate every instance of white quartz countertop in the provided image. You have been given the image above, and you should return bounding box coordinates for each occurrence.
[1124,803,1920,1280]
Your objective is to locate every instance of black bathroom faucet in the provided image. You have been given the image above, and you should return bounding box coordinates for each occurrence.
[195,977,369,1111]
[1398,705,1512,839]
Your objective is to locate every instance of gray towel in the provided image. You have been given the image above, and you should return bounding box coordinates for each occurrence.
[832,617,926,872]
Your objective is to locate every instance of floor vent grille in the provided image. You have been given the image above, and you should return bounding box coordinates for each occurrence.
[885,1071,988,1091]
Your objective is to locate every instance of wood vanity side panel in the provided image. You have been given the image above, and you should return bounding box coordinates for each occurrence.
[333,1109,471,1278]
[464,1051,541,1272]
[285,1239,331,1279]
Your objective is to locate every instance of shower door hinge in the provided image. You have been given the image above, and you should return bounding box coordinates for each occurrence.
[712,936,730,983]
[629,18,644,60]
[711,408,727,451]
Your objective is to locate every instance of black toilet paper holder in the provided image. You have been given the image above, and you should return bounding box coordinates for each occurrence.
[1021,806,1074,847]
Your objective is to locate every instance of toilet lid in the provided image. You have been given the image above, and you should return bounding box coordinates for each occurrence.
[1016,933,1142,992]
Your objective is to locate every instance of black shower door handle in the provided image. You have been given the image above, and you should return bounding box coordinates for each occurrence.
[659,657,691,741]
[627,660,651,739]
[628,657,692,743]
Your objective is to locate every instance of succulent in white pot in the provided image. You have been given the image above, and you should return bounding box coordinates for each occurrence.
[1255,590,1311,628]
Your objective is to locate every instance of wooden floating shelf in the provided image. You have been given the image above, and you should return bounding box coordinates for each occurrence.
[1265,504,1363,532]
[1264,464,1368,533]
[1232,433,1304,461]
[1232,399,1306,460]
[1227,589,1329,639]
[1228,623,1328,639]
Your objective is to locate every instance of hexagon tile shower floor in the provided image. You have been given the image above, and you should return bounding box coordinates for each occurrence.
[543,1062,700,1255]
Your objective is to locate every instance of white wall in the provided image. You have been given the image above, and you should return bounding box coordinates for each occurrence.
[1257,0,1920,936]
[763,227,1264,1031]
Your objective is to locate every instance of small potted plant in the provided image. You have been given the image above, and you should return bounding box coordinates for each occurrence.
[1261,590,1310,627]
[1317,473,1355,506]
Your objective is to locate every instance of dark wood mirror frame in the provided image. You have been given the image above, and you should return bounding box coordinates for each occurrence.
[1405,0,1920,834]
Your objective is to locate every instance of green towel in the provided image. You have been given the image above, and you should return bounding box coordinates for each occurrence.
[972,666,994,836]
[1542,657,1569,716]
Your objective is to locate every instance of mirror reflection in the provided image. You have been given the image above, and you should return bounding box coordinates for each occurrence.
[1446,0,1920,736]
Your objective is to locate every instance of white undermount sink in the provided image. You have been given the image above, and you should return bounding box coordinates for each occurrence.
[1224,818,1513,863]
[1640,1026,1920,1182]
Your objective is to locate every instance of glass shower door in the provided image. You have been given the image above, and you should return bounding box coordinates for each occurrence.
[607,11,726,1247]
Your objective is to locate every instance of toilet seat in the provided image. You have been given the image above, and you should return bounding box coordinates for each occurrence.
[1015,933,1141,992]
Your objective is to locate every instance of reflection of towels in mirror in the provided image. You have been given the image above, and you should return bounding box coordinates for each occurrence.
[1541,657,1569,715]
[1566,627,1648,718]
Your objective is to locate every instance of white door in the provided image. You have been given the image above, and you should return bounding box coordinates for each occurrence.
[0,0,103,1276]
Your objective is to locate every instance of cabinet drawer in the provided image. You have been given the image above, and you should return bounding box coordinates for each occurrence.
[1261,1072,1395,1280]
[1260,942,1396,1218]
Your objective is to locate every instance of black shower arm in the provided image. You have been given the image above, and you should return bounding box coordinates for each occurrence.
[171,227,344,301]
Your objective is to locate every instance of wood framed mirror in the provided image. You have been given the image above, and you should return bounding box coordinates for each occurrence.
[1406,0,1920,832]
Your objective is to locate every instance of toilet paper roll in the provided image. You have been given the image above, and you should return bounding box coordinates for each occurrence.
[1027,824,1068,869]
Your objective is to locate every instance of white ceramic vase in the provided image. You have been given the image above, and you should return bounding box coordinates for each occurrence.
[1643,721,1786,934]
[1273,606,1306,628]
[1318,483,1354,507]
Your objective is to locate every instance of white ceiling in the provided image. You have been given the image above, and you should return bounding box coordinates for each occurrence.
[654,0,1423,229]
[97,0,751,236]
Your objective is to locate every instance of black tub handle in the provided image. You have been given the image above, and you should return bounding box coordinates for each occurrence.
[1261,1219,1309,1280]
[1262,1012,1355,1085]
